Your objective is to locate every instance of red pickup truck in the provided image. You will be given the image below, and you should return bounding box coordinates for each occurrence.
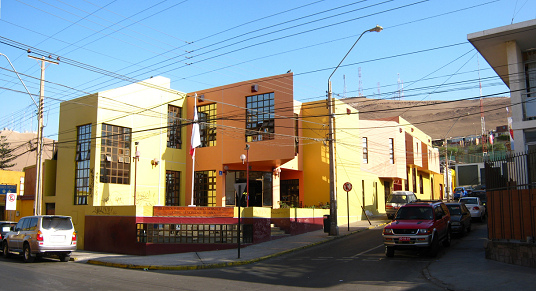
[382,200,451,257]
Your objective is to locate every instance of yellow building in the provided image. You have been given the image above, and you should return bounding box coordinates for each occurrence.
[0,169,25,221]
[302,100,443,225]
[54,76,187,250]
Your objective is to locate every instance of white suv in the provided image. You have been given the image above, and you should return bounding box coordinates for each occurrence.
[3,215,77,263]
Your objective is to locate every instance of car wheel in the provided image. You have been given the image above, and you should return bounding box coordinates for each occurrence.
[442,229,451,247]
[3,242,10,258]
[23,243,35,263]
[59,253,71,262]
[385,247,394,257]
[428,236,440,257]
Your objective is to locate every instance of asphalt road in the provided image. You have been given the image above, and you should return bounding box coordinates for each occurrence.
[0,223,483,290]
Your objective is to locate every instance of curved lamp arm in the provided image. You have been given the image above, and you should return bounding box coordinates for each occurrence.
[0,53,38,108]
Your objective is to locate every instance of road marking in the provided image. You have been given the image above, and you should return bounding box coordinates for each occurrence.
[351,244,384,258]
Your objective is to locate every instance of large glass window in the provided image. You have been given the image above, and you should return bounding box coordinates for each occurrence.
[100,124,131,184]
[246,92,275,142]
[75,124,91,205]
[389,138,394,164]
[198,103,217,147]
[194,170,216,206]
[166,170,181,206]
[362,137,368,164]
[525,50,536,97]
[167,105,182,149]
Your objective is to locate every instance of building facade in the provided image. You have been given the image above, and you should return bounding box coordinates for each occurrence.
[468,19,536,153]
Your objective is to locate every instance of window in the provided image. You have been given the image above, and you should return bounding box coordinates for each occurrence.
[194,170,216,206]
[525,50,536,97]
[281,179,299,207]
[136,223,241,244]
[419,174,424,194]
[166,170,181,206]
[100,124,131,184]
[246,92,275,142]
[412,168,417,193]
[362,137,368,164]
[389,138,394,164]
[167,105,182,149]
[198,103,217,147]
[75,124,91,205]
[294,113,299,155]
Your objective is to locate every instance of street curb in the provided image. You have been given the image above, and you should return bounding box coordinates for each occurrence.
[86,222,388,270]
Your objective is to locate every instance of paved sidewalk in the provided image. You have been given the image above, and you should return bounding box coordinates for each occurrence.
[72,216,389,270]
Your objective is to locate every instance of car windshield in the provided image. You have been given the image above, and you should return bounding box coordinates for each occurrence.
[395,207,433,220]
[387,195,407,203]
[454,188,464,192]
[41,217,73,230]
[447,205,462,215]
[460,198,478,205]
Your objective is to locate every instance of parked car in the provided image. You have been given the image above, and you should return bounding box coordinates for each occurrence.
[3,215,77,263]
[445,203,472,236]
[453,187,469,199]
[0,221,17,253]
[459,197,486,222]
[383,200,451,257]
[468,190,487,208]
[385,191,417,219]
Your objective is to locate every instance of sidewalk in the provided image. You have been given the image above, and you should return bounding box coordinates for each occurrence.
[72,216,389,270]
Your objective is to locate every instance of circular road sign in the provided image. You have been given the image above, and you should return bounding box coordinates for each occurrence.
[343,182,352,192]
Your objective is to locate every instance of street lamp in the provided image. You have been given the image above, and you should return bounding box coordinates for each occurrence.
[240,144,250,207]
[327,25,382,236]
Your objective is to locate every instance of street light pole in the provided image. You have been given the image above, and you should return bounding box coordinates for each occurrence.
[444,116,463,202]
[327,25,382,236]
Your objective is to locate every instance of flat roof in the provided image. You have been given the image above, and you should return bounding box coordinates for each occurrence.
[467,19,536,88]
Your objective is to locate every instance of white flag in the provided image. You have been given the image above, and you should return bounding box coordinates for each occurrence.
[190,95,201,158]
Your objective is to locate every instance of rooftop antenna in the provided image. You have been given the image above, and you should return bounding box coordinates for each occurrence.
[478,55,487,155]
[377,82,381,99]
[343,74,346,99]
[358,67,363,97]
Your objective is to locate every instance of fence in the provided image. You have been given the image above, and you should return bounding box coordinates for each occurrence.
[485,150,536,242]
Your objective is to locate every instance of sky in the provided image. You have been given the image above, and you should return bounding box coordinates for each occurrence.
[0,0,535,140]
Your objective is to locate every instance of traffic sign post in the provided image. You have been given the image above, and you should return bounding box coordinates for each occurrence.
[343,182,352,231]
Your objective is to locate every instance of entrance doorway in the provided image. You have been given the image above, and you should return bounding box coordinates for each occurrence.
[225,171,273,207]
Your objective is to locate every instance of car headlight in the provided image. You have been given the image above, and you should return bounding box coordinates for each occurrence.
[383,228,394,235]
[416,229,430,235]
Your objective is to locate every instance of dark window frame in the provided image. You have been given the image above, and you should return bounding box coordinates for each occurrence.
[100,124,131,185]
[198,103,217,148]
[75,124,92,205]
[167,105,182,149]
[246,92,275,142]
[166,170,181,206]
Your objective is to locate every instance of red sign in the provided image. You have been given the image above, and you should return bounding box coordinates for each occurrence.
[343,182,352,192]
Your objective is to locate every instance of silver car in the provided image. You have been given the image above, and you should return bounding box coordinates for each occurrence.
[3,215,77,263]
[385,191,417,219]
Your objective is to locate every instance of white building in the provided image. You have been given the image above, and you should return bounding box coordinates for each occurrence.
[468,19,536,153]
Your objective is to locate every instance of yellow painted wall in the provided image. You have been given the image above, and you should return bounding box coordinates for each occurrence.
[56,77,186,249]
[0,169,25,221]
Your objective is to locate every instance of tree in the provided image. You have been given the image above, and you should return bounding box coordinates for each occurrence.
[0,135,16,169]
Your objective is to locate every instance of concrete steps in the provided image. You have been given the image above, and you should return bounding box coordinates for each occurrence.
[270,224,289,237]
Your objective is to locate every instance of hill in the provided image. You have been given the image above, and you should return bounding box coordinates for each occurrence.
[343,97,511,140]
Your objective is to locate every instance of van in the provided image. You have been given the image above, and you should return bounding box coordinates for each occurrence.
[2,215,77,263]
[385,191,417,219]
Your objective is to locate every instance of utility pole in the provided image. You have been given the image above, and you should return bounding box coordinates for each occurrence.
[29,55,58,216]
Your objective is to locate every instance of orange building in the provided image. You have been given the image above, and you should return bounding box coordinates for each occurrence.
[185,73,303,209]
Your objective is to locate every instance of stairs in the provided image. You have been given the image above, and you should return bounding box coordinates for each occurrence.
[270,224,289,237]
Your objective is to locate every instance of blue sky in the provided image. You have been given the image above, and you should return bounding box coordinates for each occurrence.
[0,0,535,139]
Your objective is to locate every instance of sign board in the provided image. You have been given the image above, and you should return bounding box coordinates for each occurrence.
[343,182,352,192]
[0,185,17,195]
[6,192,17,211]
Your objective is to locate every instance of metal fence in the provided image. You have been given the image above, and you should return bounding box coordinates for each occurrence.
[485,151,536,242]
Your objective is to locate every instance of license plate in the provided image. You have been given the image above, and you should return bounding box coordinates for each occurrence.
[51,235,66,243]
[399,237,411,242]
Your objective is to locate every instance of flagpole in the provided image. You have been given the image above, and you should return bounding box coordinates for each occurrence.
[189,95,198,207]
